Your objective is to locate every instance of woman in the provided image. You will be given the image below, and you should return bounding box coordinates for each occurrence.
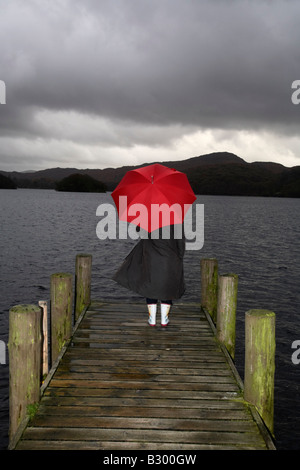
[113,224,185,326]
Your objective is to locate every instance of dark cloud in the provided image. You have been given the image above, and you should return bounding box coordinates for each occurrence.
[0,0,300,170]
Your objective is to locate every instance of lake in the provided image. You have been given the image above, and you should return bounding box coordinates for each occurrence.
[0,189,300,450]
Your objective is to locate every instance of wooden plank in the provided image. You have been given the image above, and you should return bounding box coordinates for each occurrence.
[55,365,232,375]
[46,380,239,392]
[50,373,234,383]
[34,404,249,420]
[44,387,240,399]
[38,396,247,410]
[15,440,263,451]
[14,301,275,450]
[59,358,228,368]
[29,415,259,434]
[16,427,268,447]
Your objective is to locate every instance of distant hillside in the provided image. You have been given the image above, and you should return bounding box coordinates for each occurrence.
[0,173,16,189]
[55,173,107,193]
[1,152,299,197]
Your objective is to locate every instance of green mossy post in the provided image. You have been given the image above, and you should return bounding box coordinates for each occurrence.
[244,309,276,435]
[200,258,218,323]
[216,273,238,359]
[8,304,42,442]
[75,253,92,321]
[50,273,73,364]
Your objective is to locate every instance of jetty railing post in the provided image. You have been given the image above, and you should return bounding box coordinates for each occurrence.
[200,258,218,323]
[8,304,42,442]
[38,300,48,377]
[244,309,276,435]
[50,273,73,365]
[216,273,238,360]
[75,253,92,321]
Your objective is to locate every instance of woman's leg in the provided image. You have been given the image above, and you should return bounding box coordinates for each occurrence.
[160,300,172,326]
[146,298,158,304]
[146,298,157,326]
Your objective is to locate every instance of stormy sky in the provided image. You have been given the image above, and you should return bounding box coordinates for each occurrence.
[0,0,300,172]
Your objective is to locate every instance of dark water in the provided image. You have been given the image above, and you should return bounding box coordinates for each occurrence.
[0,189,299,450]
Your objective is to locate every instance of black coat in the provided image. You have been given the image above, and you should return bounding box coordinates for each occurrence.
[112,225,185,300]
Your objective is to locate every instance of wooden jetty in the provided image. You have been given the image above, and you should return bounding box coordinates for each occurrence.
[8,256,276,450]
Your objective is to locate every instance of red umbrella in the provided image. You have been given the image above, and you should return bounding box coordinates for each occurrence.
[111,163,196,233]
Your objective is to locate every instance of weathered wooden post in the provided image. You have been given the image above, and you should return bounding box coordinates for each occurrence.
[216,273,238,359]
[8,304,42,441]
[75,253,92,321]
[244,309,276,435]
[38,300,48,377]
[200,258,218,323]
[50,273,73,364]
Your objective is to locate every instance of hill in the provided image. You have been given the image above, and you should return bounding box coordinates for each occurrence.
[55,173,107,193]
[0,173,17,189]
[1,152,299,197]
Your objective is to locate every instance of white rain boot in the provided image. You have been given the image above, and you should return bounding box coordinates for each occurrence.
[147,304,157,326]
[161,303,171,327]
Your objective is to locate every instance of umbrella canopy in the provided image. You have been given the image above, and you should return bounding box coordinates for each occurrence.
[111,163,196,233]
